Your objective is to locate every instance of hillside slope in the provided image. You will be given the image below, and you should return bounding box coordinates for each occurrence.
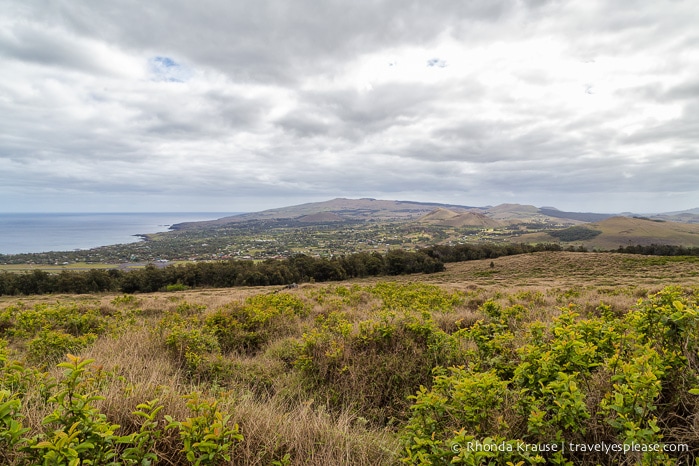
[172,198,474,229]
[417,208,504,228]
[514,216,699,249]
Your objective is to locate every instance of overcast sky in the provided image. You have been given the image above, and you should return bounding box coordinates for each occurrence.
[1,0,698,214]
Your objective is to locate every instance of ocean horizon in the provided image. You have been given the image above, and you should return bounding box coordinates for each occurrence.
[0,212,240,255]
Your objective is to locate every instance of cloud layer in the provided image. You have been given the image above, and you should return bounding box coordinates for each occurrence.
[1,0,698,213]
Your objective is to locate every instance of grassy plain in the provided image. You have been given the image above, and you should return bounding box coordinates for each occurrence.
[0,263,116,272]
[515,216,699,250]
[1,252,699,464]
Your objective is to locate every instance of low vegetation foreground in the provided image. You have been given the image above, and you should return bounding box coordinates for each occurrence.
[1,252,699,465]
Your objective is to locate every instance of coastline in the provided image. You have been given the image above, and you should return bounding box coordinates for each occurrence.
[0,212,236,255]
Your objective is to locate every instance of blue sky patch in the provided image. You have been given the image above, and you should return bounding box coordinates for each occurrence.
[426,58,447,68]
[149,56,192,82]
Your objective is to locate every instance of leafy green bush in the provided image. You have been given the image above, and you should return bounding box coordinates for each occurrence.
[110,294,141,307]
[175,301,207,316]
[3,303,108,345]
[164,283,190,292]
[367,282,464,313]
[401,368,525,465]
[0,389,29,464]
[162,319,221,374]
[165,392,243,465]
[205,293,307,354]
[0,355,245,466]
[400,287,699,465]
[27,330,97,367]
[118,398,163,466]
[296,308,468,424]
[26,355,122,465]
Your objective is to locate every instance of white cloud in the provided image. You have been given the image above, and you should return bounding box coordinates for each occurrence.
[0,0,698,213]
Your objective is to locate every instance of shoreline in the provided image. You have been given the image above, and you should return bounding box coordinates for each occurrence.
[0,212,236,256]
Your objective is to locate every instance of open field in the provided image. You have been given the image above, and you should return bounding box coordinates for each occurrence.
[0,261,192,274]
[0,262,118,273]
[1,252,699,465]
[516,216,699,250]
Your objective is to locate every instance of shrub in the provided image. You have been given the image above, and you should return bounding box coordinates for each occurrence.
[205,293,307,355]
[110,294,141,307]
[27,330,97,367]
[26,355,122,465]
[118,398,164,466]
[401,368,521,465]
[163,322,221,374]
[8,303,107,341]
[0,389,29,464]
[164,283,190,292]
[296,308,468,424]
[165,392,243,465]
[367,282,464,313]
[400,287,699,465]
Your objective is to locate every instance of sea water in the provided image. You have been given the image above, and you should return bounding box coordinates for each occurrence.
[0,212,239,255]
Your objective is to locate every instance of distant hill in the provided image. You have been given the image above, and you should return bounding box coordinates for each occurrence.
[538,208,613,223]
[418,208,503,228]
[171,198,475,230]
[481,203,579,224]
[515,216,699,249]
[297,212,346,223]
[586,216,699,248]
[649,209,699,224]
[171,198,699,241]
[484,203,539,219]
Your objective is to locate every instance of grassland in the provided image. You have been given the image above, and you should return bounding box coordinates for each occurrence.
[1,252,699,464]
[516,216,699,250]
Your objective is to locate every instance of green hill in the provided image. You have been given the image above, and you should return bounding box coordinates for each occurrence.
[515,216,699,249]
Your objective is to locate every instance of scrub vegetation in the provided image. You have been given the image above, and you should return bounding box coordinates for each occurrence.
[0,252,698,464]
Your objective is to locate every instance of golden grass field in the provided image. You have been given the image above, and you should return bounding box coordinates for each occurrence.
[1,251,698,465]
[516,217,699,249]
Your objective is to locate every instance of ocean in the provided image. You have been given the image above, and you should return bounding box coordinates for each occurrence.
[0,212,239,255]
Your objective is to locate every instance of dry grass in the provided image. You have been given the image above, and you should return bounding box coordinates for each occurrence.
[3,251,699,465]
[231,397,397,465]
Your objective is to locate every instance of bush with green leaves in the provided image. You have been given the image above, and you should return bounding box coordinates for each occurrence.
[118,398,163,466]
[160,314,221,374]
[0,355,246,465]
[0,389,29,464]
[155,293,309,381]
[164,283,190,292]
[1,302,125,369]
[465,301,525,379]
[110,294,141,307]
[26,355,122,465]
[7,303,106,339]
[367,282,465,313]
[165,392,243,465]
[296,307,468,424]
[400,287,699,465]
[28,330,98,368]
[205,293,307,354]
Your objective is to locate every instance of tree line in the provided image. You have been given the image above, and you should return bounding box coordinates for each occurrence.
[0,249,445,296]
[3,241,696,296]
[615,244,699,256]
[420,242,566,262]
[0,244,561,296]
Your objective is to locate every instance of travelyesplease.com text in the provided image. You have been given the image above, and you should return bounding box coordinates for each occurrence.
[451,440,689,455]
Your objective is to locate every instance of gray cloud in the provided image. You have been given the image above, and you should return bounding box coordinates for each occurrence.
[1,0,698,213]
